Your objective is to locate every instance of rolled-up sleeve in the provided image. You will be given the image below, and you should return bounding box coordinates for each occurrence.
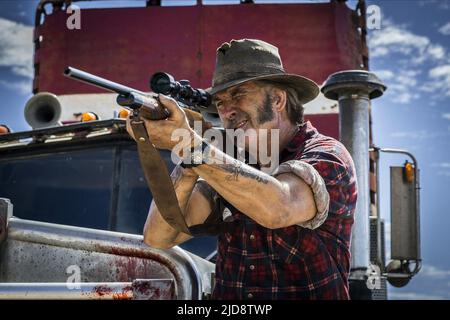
[272,160,330,230]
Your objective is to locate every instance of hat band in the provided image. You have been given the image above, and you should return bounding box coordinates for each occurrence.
[214,65,285,87]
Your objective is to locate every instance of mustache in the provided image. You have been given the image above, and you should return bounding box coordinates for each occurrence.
[223,94,274,129]
[225,116,249,129]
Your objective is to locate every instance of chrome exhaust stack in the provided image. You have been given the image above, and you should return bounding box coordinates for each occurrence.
[322,70,386,288]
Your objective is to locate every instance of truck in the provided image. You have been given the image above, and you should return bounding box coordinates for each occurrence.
[0,0,421,300]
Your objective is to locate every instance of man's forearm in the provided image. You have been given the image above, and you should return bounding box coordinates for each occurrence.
[191,145,287,228]
[170,165,199,211]
[143,165,198,247]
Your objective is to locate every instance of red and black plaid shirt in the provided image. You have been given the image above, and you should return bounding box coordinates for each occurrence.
[212,121,357,300]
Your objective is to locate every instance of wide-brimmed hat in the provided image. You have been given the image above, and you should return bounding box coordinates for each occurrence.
[207,39,319,113]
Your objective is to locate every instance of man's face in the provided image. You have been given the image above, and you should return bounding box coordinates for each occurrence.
[212,81,278,153]
[213,81,275,131]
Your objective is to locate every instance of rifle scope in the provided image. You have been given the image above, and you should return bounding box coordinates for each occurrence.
[150,72,211,108]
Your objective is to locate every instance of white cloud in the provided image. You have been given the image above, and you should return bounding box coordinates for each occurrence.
[373,69,394,80]
[390,130,430,139]
[439,22,450,35]
[389,292,446,300]
[369,19,450,103]
[369,20,446,66]
[434,163,450,168]
[370,22,429,60]
[0,18,33,79]
[428,44,446,60]
[371,46,389,57]
[391,92,415,104]
[420,265,450,279]
[396,70,421,85]
[0,79,31,94]
[427,65,450,97]
[438,172,450,177]
[429,65,450,78]
[375,70,421,104]
[432,162,450,177]
[389,130,450,140]
[419,0,450,10]
[389,264,450,300]
[388,70,421,102]
[443,113,450,120]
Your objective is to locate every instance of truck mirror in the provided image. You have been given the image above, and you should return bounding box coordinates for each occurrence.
[388,162,421,287]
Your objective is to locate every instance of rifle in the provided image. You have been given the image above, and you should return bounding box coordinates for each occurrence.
[64,67,213,129]
[64,67,215,235]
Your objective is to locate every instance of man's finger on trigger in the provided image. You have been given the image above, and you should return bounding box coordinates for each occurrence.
[143,118,167,129]
[159,94,181,114]
[159,93,177,105]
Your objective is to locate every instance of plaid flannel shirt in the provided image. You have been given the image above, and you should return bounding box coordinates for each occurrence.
[212,121,357,300]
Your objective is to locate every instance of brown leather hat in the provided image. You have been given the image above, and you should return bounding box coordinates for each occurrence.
[207,39,319,113]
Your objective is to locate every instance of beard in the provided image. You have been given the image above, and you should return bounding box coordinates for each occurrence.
[225,93,275,129]
[256,93,275,125]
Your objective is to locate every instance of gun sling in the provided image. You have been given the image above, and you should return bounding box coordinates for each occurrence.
[130,118,193,235]
[130,115,230,236]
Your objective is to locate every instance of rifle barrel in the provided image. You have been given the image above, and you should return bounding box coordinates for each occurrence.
[64,67,147,96]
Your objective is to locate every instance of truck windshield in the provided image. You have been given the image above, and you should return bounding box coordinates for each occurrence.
[0,147,116,229]
[0,141,216,258]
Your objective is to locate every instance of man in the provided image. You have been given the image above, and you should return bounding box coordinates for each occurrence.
[127,39,357,300]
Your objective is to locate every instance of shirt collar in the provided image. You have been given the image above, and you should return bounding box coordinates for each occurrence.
[280,121,318,161]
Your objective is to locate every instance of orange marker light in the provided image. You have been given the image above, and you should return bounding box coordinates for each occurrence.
[404,162,414,183]
[0,125,11,135]
[118,108,130,119]
[81,112,98,122]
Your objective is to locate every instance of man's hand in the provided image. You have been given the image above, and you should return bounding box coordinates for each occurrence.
[126,94,195,151]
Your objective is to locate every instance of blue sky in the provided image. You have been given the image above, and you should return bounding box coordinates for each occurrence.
[0,0,449,299]
[365,0,450,300]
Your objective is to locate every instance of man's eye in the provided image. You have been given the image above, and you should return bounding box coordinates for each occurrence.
[215,101,223,109]
[232,94,245,102]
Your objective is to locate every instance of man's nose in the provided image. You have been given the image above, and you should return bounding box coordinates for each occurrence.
[220,103,237,121]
